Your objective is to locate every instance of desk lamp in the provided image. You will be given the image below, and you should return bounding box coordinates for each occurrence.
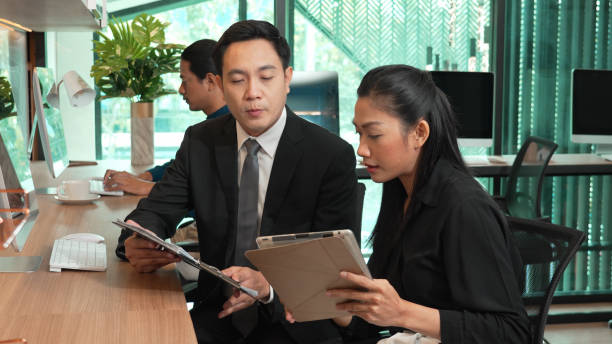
[28,70,96,172]
[46,70,95,108]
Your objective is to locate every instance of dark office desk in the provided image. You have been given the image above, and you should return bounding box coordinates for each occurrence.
[356,153,612,179]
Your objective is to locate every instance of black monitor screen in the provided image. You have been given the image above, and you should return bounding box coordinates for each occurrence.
[287,71,339,135]
[572,69,612,136]
[430,71,494,140]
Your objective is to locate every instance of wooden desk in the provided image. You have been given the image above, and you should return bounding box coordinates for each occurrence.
[356,153,612,179]
[0,161,197,344]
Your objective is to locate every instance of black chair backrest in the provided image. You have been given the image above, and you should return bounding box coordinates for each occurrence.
[505,136,558,219]
[353,182,366,248]
[506,216,585,344]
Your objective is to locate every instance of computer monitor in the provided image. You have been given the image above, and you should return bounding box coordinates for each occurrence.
[287,71,339,135]
[430,71,494,147]
[571,69,612,154]
[32,67,69,179]
[0,85,38,253]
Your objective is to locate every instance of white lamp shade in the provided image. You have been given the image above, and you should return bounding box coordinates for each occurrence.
[46,70,95,108]
[62,70,95,107]
[46,82,61,108]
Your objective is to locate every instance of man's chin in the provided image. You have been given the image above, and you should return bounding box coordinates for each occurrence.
[240,121,268,136]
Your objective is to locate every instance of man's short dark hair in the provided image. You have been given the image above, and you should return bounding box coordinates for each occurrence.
[181,39,218,79]
[212,20,291,76]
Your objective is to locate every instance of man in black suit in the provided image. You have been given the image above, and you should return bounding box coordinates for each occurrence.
[116,20,358,343]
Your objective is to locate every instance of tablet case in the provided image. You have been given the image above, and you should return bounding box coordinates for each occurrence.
[245,235,370,322]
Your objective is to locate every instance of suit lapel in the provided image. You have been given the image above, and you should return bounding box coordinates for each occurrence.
[214,116,238,196]
[261,110,304,233]
[214,116,239,266]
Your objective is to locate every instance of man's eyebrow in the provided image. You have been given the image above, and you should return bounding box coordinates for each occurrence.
[227,69,247,77]
[227,65,278,76]
[258,65,277,72]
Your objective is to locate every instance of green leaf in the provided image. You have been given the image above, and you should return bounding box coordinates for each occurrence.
[0,76,16,118]
[91,13,182,102]
[132,13,168,47]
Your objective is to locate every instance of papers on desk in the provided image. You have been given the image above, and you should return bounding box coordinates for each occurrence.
[111,219,258,298]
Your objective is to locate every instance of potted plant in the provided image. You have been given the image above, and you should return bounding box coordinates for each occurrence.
[0,76,16,121]
[91,13,184,165]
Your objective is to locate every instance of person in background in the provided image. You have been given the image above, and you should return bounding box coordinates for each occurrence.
[103,39,228,195]
[116,20,358,344]
[288,64,530,343]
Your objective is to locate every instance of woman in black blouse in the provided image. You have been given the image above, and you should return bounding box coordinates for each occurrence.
[304,65,530,343]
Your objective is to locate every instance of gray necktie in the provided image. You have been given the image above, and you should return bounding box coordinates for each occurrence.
[232,139,261,338]
[234,138,260,266]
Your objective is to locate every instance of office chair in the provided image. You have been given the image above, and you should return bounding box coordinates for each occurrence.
[178,182,367,301]
[506,216,585,344]
[495,136,558,220]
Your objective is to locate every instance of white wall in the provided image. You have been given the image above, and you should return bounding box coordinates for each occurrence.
[46,31,96,160]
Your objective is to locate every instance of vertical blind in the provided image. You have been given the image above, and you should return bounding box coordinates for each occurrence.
[503,0,611,294]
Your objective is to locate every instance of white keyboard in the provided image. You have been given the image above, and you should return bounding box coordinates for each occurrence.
[90,178,124,196]
[49,239,107,272]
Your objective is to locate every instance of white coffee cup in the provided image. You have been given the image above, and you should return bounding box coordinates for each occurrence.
[57,180,91,200]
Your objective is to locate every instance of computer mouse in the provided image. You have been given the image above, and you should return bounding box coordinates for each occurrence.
[62,233,105,243]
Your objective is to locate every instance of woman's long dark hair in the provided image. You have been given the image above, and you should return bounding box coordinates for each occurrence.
[359,65,469,273]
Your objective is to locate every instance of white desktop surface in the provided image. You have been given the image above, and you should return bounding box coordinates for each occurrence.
[0,161,197,344]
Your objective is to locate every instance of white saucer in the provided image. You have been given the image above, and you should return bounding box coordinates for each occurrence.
[54,194,101,205]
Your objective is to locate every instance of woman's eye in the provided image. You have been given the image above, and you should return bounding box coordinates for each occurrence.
[231,79,244,84]
[368,134,382,139]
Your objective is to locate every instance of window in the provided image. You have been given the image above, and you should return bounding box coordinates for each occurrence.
[0,29,29,183]
[293,0,492,249]
[99,0,239,160]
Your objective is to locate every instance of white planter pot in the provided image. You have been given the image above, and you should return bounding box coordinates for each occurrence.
[130,102,154,166]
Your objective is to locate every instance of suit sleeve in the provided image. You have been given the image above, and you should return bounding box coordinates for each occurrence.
[313,142,359,232]
[115,128,193,259]
[439,197,530,344]
[146,160,173,182]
